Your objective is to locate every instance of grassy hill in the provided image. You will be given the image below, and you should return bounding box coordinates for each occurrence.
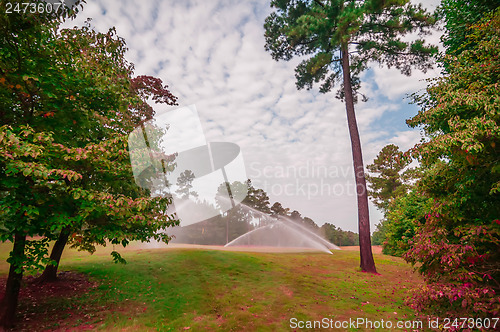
[0,245,423,331]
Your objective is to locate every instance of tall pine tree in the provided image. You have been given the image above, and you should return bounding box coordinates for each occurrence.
[264,0,437,272]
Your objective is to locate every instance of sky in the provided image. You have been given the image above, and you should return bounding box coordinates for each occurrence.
[63,0,442,232]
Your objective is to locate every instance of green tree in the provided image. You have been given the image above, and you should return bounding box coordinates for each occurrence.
[439,0,499,56]
[302,216,319,230]
[0,3,89,326]
[290,210,302,221]
[321,223,359,246]
[264,0,437,273]
[243,180,271,226]
[370,221,386,246]
[253,189,271,215]
[0,4,178,327]
[366,144,412,247]
[215,180,252,244]
[270,201,289,217]
[27,33,177,283]
[226,205,254,242]
[405,10,500,317]
[366,144,410,212]
[321,223,339,244]
[35,72,178,283]
[175,170,198,199]
[380,189,432,256]
[215,180,248,212]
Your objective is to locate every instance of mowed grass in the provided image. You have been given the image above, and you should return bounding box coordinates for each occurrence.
[0,244,423,331]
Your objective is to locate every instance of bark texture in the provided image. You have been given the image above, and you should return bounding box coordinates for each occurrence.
[0,233,27,328]
[38,227,71,283]
[341,44,377,273]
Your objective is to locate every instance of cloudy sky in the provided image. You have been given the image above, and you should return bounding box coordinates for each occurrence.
[64,0,442,232]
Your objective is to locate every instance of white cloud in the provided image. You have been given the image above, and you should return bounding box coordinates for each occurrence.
[64,0,441,232]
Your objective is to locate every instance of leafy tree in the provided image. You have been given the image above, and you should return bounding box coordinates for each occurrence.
[243,180,271,226]
[290,210,302,221]
[366,144,412,247]
[30,34,176,282]
[321,223,359,246]
[368,161,429,252]
[251,189,271,216]
[370,221,386,246]
[215,180,248,212]
[253,189,271,213]
[214,180,252,243]
[302,216,319,230]
[289,211,320,230]
[405,10,500,317]
[439,0,499,56]
[380,189,432,256]
[270,201,289,217]
[264,0,437,273]
[289,212,320,230]
[0,3,89,326]
[226,205,253,242]
[0,4,178,327]
[366,144,410,212]
[175,170,198,199]
[0,127,176,260]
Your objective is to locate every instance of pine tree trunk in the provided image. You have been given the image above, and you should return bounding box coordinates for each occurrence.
[0,233,27,329]
[341,43,377,274]
[37,227,71,283]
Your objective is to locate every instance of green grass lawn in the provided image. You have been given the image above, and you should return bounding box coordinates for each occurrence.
[0,244,423,331]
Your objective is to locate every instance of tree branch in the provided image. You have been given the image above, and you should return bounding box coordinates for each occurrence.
[313,0,325,9]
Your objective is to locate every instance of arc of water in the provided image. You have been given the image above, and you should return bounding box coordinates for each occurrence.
[225,220,333,254]
[217,197,340,248]
[276,216,340,250]
[224,223,274,247]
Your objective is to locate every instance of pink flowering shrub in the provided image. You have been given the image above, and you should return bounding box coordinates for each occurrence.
[404,10,500,318]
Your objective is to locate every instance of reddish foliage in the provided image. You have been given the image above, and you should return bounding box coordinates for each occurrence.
[129,75,178,123]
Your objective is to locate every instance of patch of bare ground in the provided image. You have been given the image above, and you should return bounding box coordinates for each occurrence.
[0,271,134,331]
[339,245,383,254]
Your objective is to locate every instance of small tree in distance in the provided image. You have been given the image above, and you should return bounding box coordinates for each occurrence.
[175,170,198,199]
[243,180,271,226]
[264,0,438,273]
[366,144,412,247]
[366,144,410,213]
[270,202,289,218]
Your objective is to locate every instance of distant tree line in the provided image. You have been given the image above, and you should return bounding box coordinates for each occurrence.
[320,224,359,247]
[171,179,358,246]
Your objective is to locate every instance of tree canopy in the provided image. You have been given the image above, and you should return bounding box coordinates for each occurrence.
[403,8,500,318]
[264,0,437,98]
[439,0,499,55]
[0,4,179,327]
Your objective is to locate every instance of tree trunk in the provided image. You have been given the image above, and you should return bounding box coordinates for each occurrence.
[37,227,71,283]
[341,43,377,274]
[0,233,27,329]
